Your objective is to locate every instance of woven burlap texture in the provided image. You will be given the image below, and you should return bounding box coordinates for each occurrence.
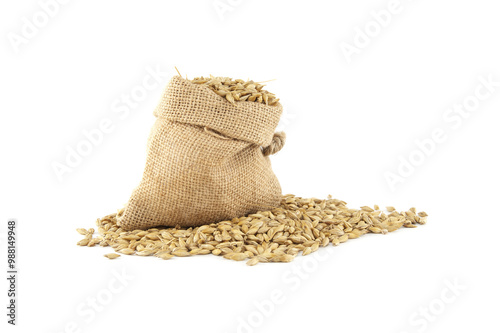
[117,76,284,230]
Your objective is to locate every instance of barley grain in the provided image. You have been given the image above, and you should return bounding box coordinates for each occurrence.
[104,253,121,259]
[190,76,279,106]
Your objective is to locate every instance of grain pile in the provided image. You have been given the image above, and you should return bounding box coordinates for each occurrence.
[190,76,279,106]
[77,195,427,265]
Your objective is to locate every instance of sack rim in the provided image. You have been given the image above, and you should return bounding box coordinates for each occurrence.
[154,76,283,147]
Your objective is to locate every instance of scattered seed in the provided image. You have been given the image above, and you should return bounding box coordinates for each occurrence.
[78,195,425,265]
[76,228,88,235]
[156,252,174,260]
[104,253,120,259]
[77,238,90,246]
[246,257,260,266]
[136,250,155,256]
[173,250,190,257]
[119,248,135,255]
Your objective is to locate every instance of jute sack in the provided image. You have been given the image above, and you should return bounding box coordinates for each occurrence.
[117,76,285,230]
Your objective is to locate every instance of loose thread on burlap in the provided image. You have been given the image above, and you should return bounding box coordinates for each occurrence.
[262,132,286,156]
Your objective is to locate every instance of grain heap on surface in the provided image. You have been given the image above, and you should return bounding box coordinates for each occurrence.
[190,76,279,106]
[77,195,427,265]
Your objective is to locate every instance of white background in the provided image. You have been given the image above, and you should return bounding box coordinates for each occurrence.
[1,0,499,332]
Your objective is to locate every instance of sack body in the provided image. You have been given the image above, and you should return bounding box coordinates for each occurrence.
[117,76,285,230]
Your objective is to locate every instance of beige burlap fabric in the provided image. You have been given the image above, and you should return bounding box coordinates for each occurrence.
[117,76,285,230]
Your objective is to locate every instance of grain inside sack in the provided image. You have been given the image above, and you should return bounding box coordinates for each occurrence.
[77,74,427,265]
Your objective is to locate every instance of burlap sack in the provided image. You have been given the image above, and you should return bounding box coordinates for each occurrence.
[117,76,285,230]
